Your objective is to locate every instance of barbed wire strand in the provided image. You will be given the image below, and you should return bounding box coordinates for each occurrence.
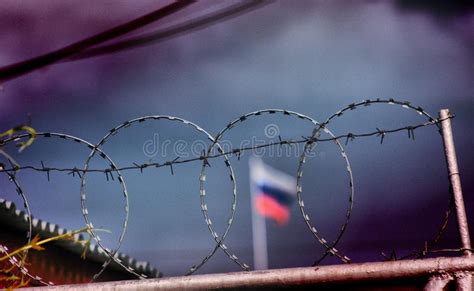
[0,112,452,270]
[0,118,448,175]
[0,98,457,283]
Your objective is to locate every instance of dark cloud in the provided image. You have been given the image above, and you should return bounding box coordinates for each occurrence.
[1,0,473,277]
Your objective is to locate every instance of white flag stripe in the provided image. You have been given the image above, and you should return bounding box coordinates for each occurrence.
[249,156,297,196]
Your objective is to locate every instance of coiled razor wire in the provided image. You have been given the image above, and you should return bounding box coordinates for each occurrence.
[0,98,457,285]
[296,98,450,265]
[0,243,53,286]
[82,115,248,276]
[0,132,149,283]
[0,171,35,282]
[204,109,353,265]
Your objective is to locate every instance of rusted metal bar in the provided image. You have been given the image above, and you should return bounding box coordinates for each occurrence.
[29,256,474,290]
[424,273,452,291]
[439,109,472,289]
[455,271,472,291]
[439,109,471,256]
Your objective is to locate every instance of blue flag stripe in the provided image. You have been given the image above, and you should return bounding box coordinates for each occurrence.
[257,183,294,206]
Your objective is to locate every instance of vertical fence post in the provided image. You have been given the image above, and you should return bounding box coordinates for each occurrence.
[439,109,471,254]
[424,274,453,291]
[439,109,472,290]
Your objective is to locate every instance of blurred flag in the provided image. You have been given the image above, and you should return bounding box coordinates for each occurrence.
[249,157,296,225]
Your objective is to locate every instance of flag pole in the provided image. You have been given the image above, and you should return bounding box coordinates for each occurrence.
[250,157,269,270]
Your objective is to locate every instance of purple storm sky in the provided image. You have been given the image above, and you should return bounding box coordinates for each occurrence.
[0,0,473,278]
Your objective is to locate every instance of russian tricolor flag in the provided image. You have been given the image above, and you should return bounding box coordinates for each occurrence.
[249,157,296,225]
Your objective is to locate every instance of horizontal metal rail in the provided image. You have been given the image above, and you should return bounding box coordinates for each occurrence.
[30,256,474,290]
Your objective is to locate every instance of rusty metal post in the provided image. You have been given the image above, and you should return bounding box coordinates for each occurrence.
[439,109,472,289]
[424,273,452,291]
[455,271,472,291]
[439,109,471,253]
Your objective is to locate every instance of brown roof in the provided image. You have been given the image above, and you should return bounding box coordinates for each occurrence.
[0,198,160,280]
